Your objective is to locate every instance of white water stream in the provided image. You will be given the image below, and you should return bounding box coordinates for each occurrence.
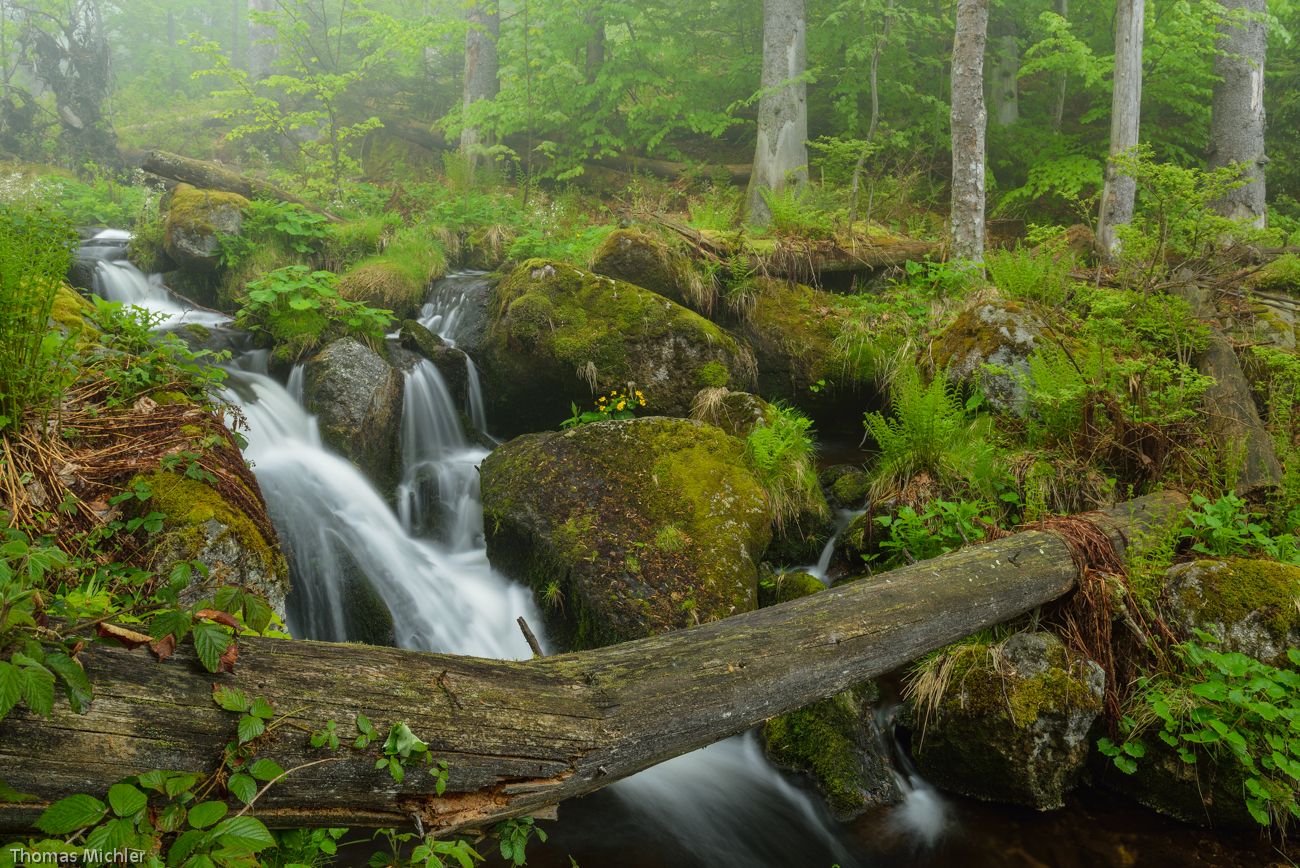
[77,246,949,865]
[78,229,230,329]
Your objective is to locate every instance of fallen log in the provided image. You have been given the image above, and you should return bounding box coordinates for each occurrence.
[0,492,1185,835]
[142,151,340,222]
[589,155,752,187]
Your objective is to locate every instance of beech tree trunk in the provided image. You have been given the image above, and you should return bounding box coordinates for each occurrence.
[247,0,277,81]
[1097,0,1145,255]
[1051,0,1069,132]
[0,494,1185,835]
[461,0,500,176]
[746,0,809,227]
[1208,0,1267,228]
[990,18,1019,126]
[949,0,989,264]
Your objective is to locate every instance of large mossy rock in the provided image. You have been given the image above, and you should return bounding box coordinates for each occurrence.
[765,491,836,567]
[590,229,686,306]
[906,632,1104,809]
[480,417,771,650]
[689,388,774,438]
[133,470,290,619]
[301,338,404,495]
[820,464,871,510]
[477,260,754,437]
[930,300,1049,415]
[758,571,902,818]
[163,184,248,270]
[1162,558,1300,667]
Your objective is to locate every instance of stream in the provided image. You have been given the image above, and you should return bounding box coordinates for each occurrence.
[75,234,1287,868]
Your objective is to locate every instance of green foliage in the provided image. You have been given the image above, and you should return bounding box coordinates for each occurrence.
[561,388,646,429]
[368,827,482,868]
[863,365,994,498]
[744,403,824,531]
[688,182,743,231]
[874,499,991,567]
[758,185,836,239]
[234,265,393,362]
[0,172,155,229]
[494,817,547,867]
[0,206,80,431]
[222,201,334,270]
[984,245,1073,306]
[1102,638,1300,829]
[1184,493,1300,565]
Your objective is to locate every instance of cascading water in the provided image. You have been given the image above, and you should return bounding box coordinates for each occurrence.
[78,229,229,329]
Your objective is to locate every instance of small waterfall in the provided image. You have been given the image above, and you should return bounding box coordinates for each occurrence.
[78,229,228,329]
[872,699,950,848]
[417,271,490,347]
[464,356,492,437]
[805,508,866,583]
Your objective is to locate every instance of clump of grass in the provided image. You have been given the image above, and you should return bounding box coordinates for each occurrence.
[862,363,995,499]
[655,524,690,552]
[0,205,80,430]
[744,402,825,531]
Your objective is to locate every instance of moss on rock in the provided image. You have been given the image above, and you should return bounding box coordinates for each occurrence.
[163,184,249,270]
[820,464,871,510]
[758,570,825,608]
[478,259,754,436]
[481,416,770,650]
[590,229,684,305]
[765,487,837,567]
[49,285,100,345]
[1163,558,1300,666]
[929,301,1049,415]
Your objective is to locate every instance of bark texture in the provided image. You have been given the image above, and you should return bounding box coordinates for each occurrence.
[0,494,1185,835]
[142,150,339,221]
[247,0,278,81]
[1208,0,1267,228]
[1197,335,1282,497]
[990,18,1019,126]
[1051,0,1069,132]
[949,0,990,263]
[746,0,810,227]
[1097,0,1145,254]
[461,1,500,173]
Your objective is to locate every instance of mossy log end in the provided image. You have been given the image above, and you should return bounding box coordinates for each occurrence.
[0,493,1185,835]
[142,151,340,222]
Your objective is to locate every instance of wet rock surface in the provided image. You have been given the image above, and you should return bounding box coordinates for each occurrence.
[1162,557,1300,667]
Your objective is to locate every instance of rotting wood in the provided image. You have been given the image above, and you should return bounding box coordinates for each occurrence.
[142,151,340,222]
[0,493,1185,836]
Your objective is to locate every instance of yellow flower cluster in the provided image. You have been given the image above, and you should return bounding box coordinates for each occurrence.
[595,388,647,414]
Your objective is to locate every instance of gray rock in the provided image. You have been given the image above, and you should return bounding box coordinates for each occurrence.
[930,301,1048,414]
[1162,557,1300,667]
[302,338,404,495]
[906,631,1104,809]
[163,184,247,270]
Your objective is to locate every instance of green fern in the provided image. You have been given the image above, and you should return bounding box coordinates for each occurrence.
[744,403,825,530]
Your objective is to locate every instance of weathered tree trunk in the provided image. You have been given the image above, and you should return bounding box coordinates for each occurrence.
[1208,0,1267,228]
[848,0,894,239]
[949,0,989,264]
[142,150,340,221]
[1097,0,1145,255]
[0,494,1185,835]
[990,17,1019,126]
[247,0,278,81]
[1198,335,1282,497]
[461,0,500,177]
[1051,0,1069,132]
[585,5,604,85]
[746,0,809,227]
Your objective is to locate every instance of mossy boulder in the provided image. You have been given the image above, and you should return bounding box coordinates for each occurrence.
[337,549,396,646]
[480,417,771,650]
[301,338,404,495]
[400,319,445,357]
[163,184,248,270]
[477,260,755,437]
[590,229,685,306]
[49,285,100,346]
[689,388,774,438]
[337,245,442,322]
[820,464,871,510]
[906,632,1105,809]
[133,470,289,619]
[1162,558,1300,667]
[930,300,1049,415]
[737,279,856,416]
[758,572,902,818]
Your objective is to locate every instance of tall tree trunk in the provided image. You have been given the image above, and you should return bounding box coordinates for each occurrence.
[1097,0,1145,255]
[461,0,500,177]
[1051,0,1069,132]
[247,0,278,81]
[1208,0,1266,228]
[585,5,604,85]
[746,0,809,227]
[990,18,1018,126]
[949,0,989,264]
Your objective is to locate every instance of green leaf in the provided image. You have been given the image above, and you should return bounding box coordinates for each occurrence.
[165,773,201,798]
[243,597,273,634]
[213,586,241,613]
[20,665,54,718]
[34,794,108,834]
[192,621,231,673]
[186,800,228,829]
[212,684,251,713]
[227,775,257,805]
[0,778,35,803]
[168,830,205,867]
[151,610,192,644]
[108,783,147,818]
[250,697,275,720]
[0,663,21,718]
[237,714,265,744]
[248,759,283,782]
[44,652,92,714]
[213,816,275,852]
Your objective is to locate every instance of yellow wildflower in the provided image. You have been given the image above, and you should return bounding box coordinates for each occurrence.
[617,401,626,410]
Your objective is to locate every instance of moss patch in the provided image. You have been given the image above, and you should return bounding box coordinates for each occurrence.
[763,691,870,817]
[134,470,276,564]
[49,285,99,342]
[759,570,825,607]
[1177,558,1300,645]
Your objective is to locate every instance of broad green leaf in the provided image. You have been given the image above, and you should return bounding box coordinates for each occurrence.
[243,597,273,634]
[237,714,266,744]
[33,794,107,834]
[165,773,201,798]
[250,697,275,720]
[0,778,35,803]
[192,621,231,673]
[0,663,21,718]
[44,652,92,714]
[213,816,275,852]
[227,775,257,805]
[151,610,192,644]
[20,665,55,718]
[186,800,228,829]
[167,829,205,867]
[212,684,250,713]
[181,852,217,868]
[108,783,147,818]
[248,759,283,782]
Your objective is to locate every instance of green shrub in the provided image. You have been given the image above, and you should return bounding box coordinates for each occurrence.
[744,403,825,531]
[688,182,742,231]
[874,498,991,567]
[0,206,80,430]
[758,185,836,239]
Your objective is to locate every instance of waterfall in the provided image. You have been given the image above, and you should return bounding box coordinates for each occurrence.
[806,507,866,582]
[464,356,492,437]
[78,229,228,329]
[416,270,490,347]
